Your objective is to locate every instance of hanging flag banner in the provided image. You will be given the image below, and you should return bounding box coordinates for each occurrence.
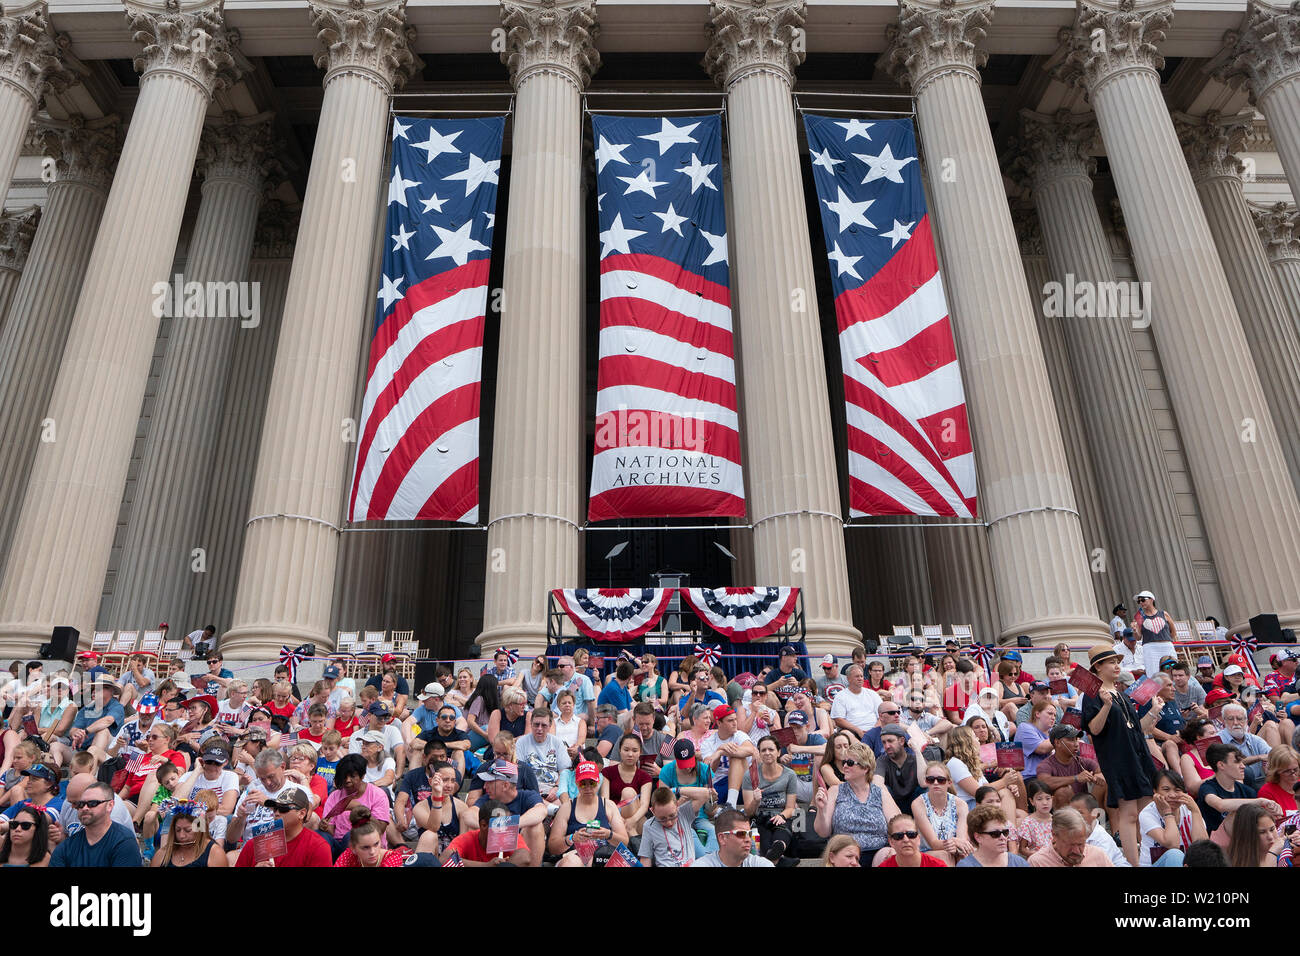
[803,115,977,518]
[679,587,800,642]
[551,588,674,641]
[348,115,504,522]
[588,113,745,520]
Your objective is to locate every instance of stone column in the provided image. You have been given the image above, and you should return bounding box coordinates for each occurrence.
[1017,111,1201,616]
[223,0,417,658]
[0,1,239,656]
[0,205,37,325]
[1176,110,1300,498]
[478,0,598,658]
[703,0,859,656]
[1254,201,1300,328]
[0,2,73,203]
[106,116,273,629]
[882,0,1104,646]
[0,118,117,582]
[186,204,295,632]
[925,523,1002,645]
[1062,0,1300,631]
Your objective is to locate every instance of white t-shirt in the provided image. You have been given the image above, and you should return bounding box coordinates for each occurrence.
[186,768,240,806]
[364,757,396,787]
[348,723,404,756]
[1138,801,1192,866]
[234,779,311,830]
[829,686,881,732]
[554,714,583,748]
[947,756,987,810]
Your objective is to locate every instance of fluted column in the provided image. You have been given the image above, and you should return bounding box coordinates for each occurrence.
[1017,111,1200,617]
[186,205,295,632]
[0,205,36,325]
[106,117,272,629]
[703,0,859,656]
[1254,201,1300,328]
[1175,110,1300,498]
[223,0,417,658]
[925,523,1001,645]
[0,1,240,656]
[882,0,1103,646]
[0,119,117,583]
[478,0,597,657]
[0,2,73,203]
[1062,0,1300,630]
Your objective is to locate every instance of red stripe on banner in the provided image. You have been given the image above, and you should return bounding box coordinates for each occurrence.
[855,317,958,389]
[842,374,963,498]
[416,458,478,521]
[593,409,741,462]
[366,259,491,379]
[916,403,973,460]
[679,589,800,641]
[364,383,480,519]
[588,486,746,522]
[599,296,735,355]
[600,252,732,308]
[846,422,959,516]
[848,475,911,516]
[596,356,737,411]
[551,588,675,641]
[833,216,938,333]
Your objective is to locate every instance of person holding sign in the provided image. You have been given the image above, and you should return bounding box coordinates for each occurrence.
[1036,725,1104,809]
[443,800,530,866]
[1012,702,1057,779]
[1082,643,1158,866]
[552,761,629,866]
[233,789,330,867]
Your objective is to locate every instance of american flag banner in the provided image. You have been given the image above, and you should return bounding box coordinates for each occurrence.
[604,841,643,867]
[803,115,976,518]
[348,116,505,522]
[588,114,744,520]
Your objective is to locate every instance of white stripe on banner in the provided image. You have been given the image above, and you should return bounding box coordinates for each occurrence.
[596,384,740,432]
[599,325,737,384]
[600,270,732,329]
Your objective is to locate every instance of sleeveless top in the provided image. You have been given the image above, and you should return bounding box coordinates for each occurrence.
[920,791,959,842]
[832,782,888,853]
[427,796,463,855]
[164,842,215,868]
[566,797,612,837]
[1136,608,1172,642]
[500,711,527,739]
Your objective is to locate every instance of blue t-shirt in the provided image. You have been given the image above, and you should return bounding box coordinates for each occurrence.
[316,755,340,792]
[1155,700,1186,735]
[3,797,64,819]
[1012,723,1050,778]
[956,852,1029,867]
[49,821,142,867]
[474,788,542,818]
[658,760,716,824]
[73,699,125,737]
[678,690,726,717]
[597,681,633,712]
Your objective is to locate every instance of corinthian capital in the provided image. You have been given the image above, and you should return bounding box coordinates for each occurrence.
[882,0,992,95]
[500,0,599,91]
[36,114,122,192]
[253,198,300,259]
[1254,201,1300,263]
[1057,0,1172,93]
[0,2,75,105]
[310,0,419,92]
[0,205,37,271]
[1218,1,1300,104]
[703,0,805,89]
[1013,111,1098,189]
[125,0,246,95]
[1174,110,1252,184]
[197,114,275,190]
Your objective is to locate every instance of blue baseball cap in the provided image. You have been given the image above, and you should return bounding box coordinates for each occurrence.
[1003,650,1022,662]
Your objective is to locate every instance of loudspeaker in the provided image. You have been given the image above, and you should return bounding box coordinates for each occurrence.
[414,659,442,690]
[39,626,79,663]
[863,637,879,654]
[1249,613,1283,644]
[1016,635,1033,648]
[1281,628,1296,645]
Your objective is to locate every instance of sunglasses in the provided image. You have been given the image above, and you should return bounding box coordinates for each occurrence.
[720,829,751,839]
[879,710,900,716]
[841,759,859,768]
[72,799,109,809]
[889,830,920,841]
[9,820,36,832]
[979,828,1011,839]
[925,776,949,784]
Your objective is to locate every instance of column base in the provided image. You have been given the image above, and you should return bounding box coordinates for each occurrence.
[0,623,55,660]
[1001,615,1108,648]
[803,620,865,662]
[476,623,549,659]
[220,623,333,662]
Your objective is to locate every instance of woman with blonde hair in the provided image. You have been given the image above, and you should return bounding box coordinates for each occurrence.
[668,655,698,707]
[1259,744,1299,814]
[946,725,1023,821]
[152,791,228,868]
[820,833,861,867]
[447,668,474,710]
[487,686,529,742]
[636,653,668,710]
[813,742,899,859]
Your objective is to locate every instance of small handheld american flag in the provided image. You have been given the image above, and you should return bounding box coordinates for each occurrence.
[443,851,465,868]
[605,842,642,867]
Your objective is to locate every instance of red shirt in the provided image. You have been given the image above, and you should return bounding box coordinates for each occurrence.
[299,727,325,744]
[447,829,527,863]
[306,774,328,809]
[235,826,332,867]
[333,847,407,867]
[1260,782,1298,815]
[602,764,653,800]
[266,701,296,720]
[335,715,360,740]
[127,749,186,797]
[879,853,947,867]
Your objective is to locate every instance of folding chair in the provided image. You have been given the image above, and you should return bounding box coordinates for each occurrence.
[1193,620,1215,641]
[90,631,113,655]
[920,625,944,647]
[1173,620,1193,642]
[951,625,973,645]
[104,631,138,674]
[138,630,164,663]
[160,640,184,667]
[892,625,915,640]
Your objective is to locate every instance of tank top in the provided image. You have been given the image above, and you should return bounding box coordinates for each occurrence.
[566,796,612,837]
[1136,608,1171,642]
[920,791,959,842]
[831,781,888,853]
[164,841,215,868]
[427,796,462,854]
[500,711,527,738]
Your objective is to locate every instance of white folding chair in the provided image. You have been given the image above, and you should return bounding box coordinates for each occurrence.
[161,640,184,665]
[336,631,359,653]
[892,625,915,639]
[90,631,113,654]
[362,630,386,648]
[1173,620,1194,642]
[138,630,164,661]
[1193,620,1215,641]
[105,630,139,674]
[391,630,414,646]
[920,625,944,647]
[951,624,973,644]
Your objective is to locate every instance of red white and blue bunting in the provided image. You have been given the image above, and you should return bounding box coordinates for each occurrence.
[551,588,675,642]
[678,587,800,642]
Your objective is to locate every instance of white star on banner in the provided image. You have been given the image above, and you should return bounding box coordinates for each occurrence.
[388,164,420,207]
[595,135,632,173]
[639,118,700,155]
[597,192,605,212]
[391,117,411,141]
[443,153,500,195]
[699,228,729,267]
[880,218,916,248]
[391,222,416,251]
[654,202,688,236]
[426,220,490,266]
[617,166,668,198]
[837,119,874,142]
[826,241,863,280]
[854,143,917,184]
[599,213,646,258]
[810,146,844,173]
[823,186,875,233]
[420,193,447,214]
[484,212,495,230]
[378,274,405,309]
[678,153,718,193]
[412,127,462,164]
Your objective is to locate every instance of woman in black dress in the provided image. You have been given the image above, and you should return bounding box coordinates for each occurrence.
[1082,644,1157,867]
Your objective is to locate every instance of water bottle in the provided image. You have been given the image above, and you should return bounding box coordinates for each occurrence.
[749,825,760,856]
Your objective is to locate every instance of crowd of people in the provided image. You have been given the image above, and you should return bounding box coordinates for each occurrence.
[0,594,1297,869]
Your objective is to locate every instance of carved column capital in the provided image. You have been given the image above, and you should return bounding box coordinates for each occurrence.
[703,0,805,90]
[252,198,300,259]
[1174,110,1252,184]
[882,0,993,95]
[1254,201,1300,263]
[1218,1,1300,104]
[196,114,275,191]
[0,1,75,106]
[500,0,599,92]
[1013,110,1099,191]
[309,0,419,92]
[0,204,38,270]
[1057,0,1172,94]
[124,0,246,96]
[35,114,122,193]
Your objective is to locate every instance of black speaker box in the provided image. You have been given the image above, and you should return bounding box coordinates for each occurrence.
[39,626,80,662]
[1281,628,1296,644]
[414,659,441,689]
[1016,635,1032,648]
[1249,613,1283,644]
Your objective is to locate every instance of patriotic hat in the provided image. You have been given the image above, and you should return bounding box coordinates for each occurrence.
[21,764,58,784]
[787,710,808,726]
[187,694,218,717]
[135,694,160,715]
[575,761,600,783]
[820,654,837,668]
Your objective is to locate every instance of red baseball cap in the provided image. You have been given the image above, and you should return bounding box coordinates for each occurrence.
[1205,688,1233,706]
[575,761,600,783]
[712,704,734,722]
